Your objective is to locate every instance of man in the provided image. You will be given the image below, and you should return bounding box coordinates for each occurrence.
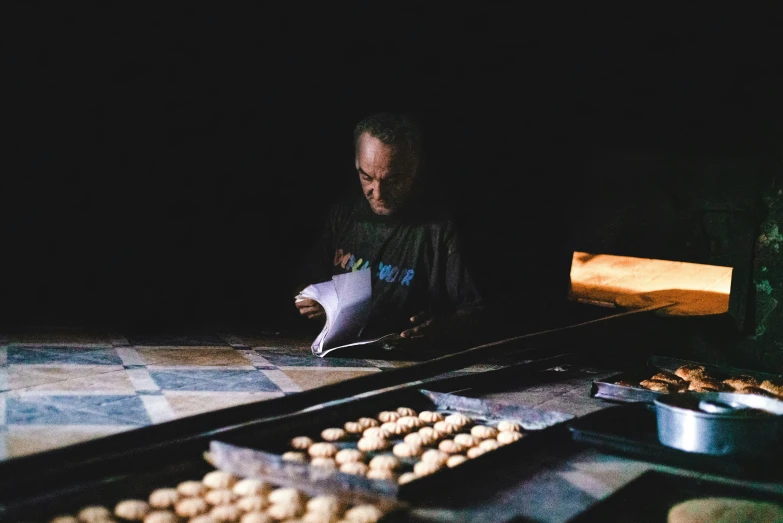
[295,113,484,349]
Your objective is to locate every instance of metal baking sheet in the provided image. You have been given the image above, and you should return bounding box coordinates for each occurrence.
[210,388,574,501]
[591,356,783,404]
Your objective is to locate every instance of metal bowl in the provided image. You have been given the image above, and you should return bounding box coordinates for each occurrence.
[654,392,783,456]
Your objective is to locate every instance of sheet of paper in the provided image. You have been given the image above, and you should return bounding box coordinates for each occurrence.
[319,270,372,351]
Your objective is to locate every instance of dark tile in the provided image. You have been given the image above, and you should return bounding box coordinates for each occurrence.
[6,395,151,425]
[125,333,227,346]
[260,354,370,368]
[149,369,281,392]
[7,346,122,365]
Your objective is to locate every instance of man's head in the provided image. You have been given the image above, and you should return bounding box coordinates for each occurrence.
[354,113,423,216]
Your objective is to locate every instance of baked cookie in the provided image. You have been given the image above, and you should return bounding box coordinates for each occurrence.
[723,375,760,391]
[366,468,395,481]
[308,442,338,458]
[497,420,521,433]
[357,417,379,429]
[380,421,405,436]
[358,437,390,451]
[674,364,706,381]
[446,455,467,468]
[78,506,112,523]
[320,428,347,442]
[344,421,364,434]
[615,380,636,387]
[50,517,78,523]
[203,471,237,490]
[310,457,336,469]
[497,431,523,445]
[397,472,418,485]
[413,460,443,476]
[397,416,423,430]
[143,511,178,523]
[417,427,442,445]
[466,447,487,459]
[396,407,417,417]
[362,427,386,439]
[282,451,308,463]
[266,503,302,521]
[479,439,500,451]
[650,371,686,386]
[433,421,459,435]
[392,442,421,458]
[189,516,220,523]
[176,480,206,497]
[335,448,364,464]
[268,488,302,506]
[204,489,236,506]
[639,379,674,393]
[175,498,209,518]
[302,513,335,523]
[404,432,424,447]
[418,411,444,423]
[453,433,480,448]
[377,411,400,423]
[236,495,268,513]
[437,439,464,454]
[343,505,383,523]
[760,380,783,397]
[148,488,179,509]
[115,500,150,521]
[306,495,342,517]
[421,449,449,465]
[239,514,272,523]
[688,376,727,392]
[369,455,400,471]
[470,425,498,439]
[667,497,783,523]
[233,479,269,497]
[339,461,369,476]
[444,413,472,428]
[736,386,777,397]
[290,436,313,450]
[210,504,241,523]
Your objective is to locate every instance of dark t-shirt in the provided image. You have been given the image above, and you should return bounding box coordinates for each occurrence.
[299,187,484,338]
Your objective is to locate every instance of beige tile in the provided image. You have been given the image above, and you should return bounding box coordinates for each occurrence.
[164,391,285,417]
[14,368,135,395]
[135,348,252,367]
[283,369,380,390]
[4,365,125,391]
[241,335,313,350]
[5,425,135,458]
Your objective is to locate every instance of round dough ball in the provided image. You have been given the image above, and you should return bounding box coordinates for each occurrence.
[320,428,347,442]
[366,468,394,481]
[380,422,405,436]
[362,427,385,439]
[176,480,206,497]
[369,455,400,471]
[418,411,444,423]
[189,516,219,523]
[282,451,308,463]
[479,439,500,451]
[396,407,417,417]
[268,488,302,506]
[236,496,268,513]
[233,479,270,497]
[433,422,458,435]
[392,442,421,458]
[344,504,383,523]
[308,442,338,458]
[78,506,112,523]
[397,416,423,430]
[471,425,498,439]
[446,455,467,468]
[398,472,418,485]
[357,437,389,452]
[497,431,523,445]
[497,420,521,433]
[444,413,472,428]
[421,449,449,465]
[377,411,400,423]
[143,510,178,523]
[668,497,783,523]
[413,460,442,476]
[437,439,464,454]
[466,446,487,459]
[344,421,364,434]
[205,489,237,506]
[148,488,179,509]
[339,461,368,476]
[356,417,379,429]
[417,427,442,445]
[453,433,480,448]
[115,500,150,520]
[50,517,78,523]
[210,504,241,523]
[266,503,302,521]
[302,511,336,523]
[311,457,337,469]
[240,513,273,523]
[203,471,237,490]
[290,436,314,450]
[306,495,342,516]
[175,497,209,518]
[335,448,364,464]
[403,433,423,447]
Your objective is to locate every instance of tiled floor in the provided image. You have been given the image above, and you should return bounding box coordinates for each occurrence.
[0,331,442,460]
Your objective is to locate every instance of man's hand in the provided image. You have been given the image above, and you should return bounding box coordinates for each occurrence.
[295,298,325,320]
[400,311,437,339]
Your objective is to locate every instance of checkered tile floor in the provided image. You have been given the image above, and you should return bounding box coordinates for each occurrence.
[0,331,493,460]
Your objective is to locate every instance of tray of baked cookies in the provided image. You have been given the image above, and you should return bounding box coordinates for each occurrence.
[591,356,783,403]
[208,388,574,501]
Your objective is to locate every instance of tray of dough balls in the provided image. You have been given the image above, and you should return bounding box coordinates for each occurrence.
[5,449,407,523]
[207,388,574,501]
[591,356,783,403]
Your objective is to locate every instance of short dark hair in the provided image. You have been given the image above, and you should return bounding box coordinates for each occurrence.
[353,113,423,165]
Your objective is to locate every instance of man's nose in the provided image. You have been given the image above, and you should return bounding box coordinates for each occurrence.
[373,181,384,200]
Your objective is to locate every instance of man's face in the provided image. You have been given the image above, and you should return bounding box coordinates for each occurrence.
[355,132,417,216]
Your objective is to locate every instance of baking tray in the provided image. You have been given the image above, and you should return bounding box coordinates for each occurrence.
[569,402,783,480]
[566,470,783,523]
[210,388,575,502]
[591,355,783,403]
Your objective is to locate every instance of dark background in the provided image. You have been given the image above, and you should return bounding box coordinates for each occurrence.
[1,5,781,335]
